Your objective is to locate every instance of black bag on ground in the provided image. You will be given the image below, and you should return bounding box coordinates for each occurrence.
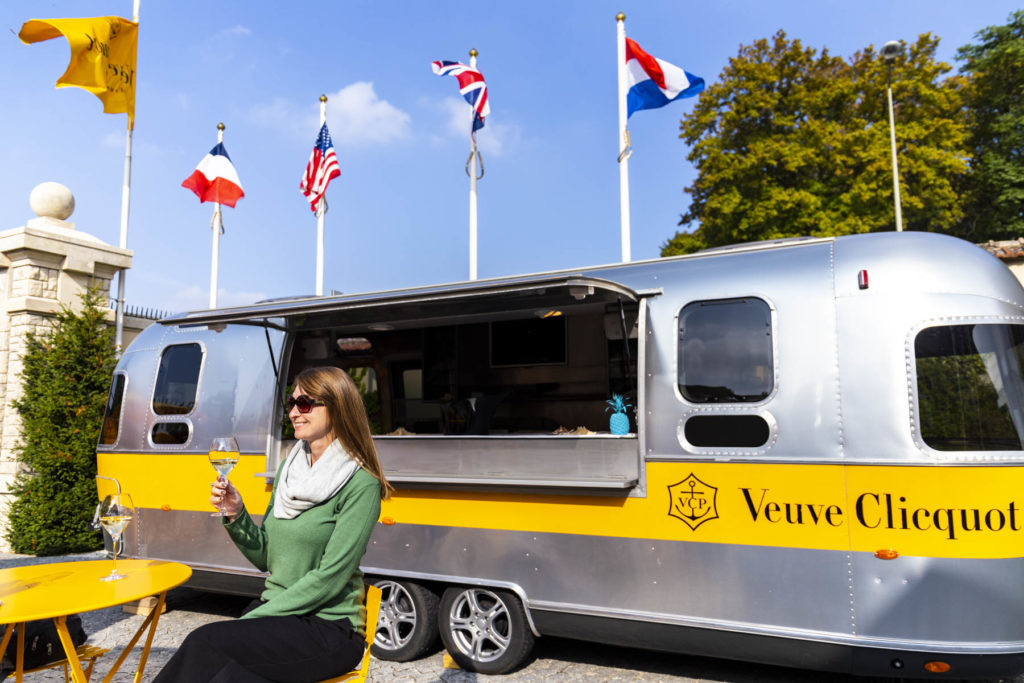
[0,615,87,677]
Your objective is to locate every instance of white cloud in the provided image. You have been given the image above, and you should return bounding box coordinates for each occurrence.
[246,84,411,147]
[220,25,252,38]
[192,25,253,68]
[247,97,298,131]
[437,96,521,156]
[101,132,165,158]
[324,82,412,146]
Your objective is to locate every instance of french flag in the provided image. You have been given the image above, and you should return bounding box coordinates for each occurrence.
[182,143,245,208]
[625,38,704,117]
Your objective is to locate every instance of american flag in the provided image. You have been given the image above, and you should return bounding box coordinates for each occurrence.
[431,60,490,138]
[300,123,341,212]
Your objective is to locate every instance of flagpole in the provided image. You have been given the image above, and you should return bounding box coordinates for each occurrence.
[208,122,226,309]
[115,0,141,348]
[616,12,632,263]
[316,94,327,296]
[468,48,479,281]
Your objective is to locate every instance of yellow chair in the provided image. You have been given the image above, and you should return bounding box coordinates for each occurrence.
[317,584,382,683]
[23,643,110,683]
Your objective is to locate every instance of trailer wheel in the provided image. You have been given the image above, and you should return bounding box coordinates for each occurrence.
[369,579,440,662]
[439,586,535,674]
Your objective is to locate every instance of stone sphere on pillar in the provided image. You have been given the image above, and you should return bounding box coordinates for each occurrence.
[29,182,75,221]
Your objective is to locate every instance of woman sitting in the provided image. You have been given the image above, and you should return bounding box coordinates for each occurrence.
[155,366,392,682]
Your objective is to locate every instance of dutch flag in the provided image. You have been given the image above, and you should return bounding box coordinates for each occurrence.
[625,38,704,117]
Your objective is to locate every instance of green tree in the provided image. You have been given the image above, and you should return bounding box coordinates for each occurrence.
[956,10,1024,242]
[663,31,968,255]
[5,288,118,555]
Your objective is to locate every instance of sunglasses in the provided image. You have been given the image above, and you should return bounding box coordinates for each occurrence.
[285,395,325,414]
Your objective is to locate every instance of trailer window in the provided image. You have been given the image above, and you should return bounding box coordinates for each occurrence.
[287,301,639,437]
[99,373,126,445]
[348,366,382,434]
[915,324,1024,451]
[678,298,773,403]
[491,317,567,367]
[684,414,770,448]
[151,422,190,445]
[153,343,203,415]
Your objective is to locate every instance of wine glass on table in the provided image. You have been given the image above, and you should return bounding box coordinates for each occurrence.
[209,437,239,517]
[98,493,134,581]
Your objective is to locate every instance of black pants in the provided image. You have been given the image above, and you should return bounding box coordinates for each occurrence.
[153,605,364,683]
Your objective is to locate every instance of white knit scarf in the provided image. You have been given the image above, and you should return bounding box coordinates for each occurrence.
[273,439,359,520]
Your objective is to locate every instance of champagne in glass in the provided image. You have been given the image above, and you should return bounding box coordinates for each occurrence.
[99,493,134,581]
[209,437,239,517]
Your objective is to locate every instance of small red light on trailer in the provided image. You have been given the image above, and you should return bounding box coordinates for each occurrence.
[924,661,951,673]
[874,548,899,560]
[858,270,869,289]
[380,517,396,526]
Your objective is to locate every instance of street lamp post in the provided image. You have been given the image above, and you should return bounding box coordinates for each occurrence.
[881,40,903,232]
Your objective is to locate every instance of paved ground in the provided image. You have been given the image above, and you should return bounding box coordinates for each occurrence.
[1,552,1021,682]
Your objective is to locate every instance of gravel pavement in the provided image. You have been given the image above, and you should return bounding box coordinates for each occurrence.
[1,552,1020,682]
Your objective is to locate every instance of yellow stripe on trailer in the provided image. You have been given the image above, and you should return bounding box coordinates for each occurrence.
[97,453,272,514]
[98,454,1024,560]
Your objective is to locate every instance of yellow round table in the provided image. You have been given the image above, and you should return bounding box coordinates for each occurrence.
[0,559,192,683]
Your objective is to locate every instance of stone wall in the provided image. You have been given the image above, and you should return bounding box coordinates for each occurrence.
[0,183,145,552]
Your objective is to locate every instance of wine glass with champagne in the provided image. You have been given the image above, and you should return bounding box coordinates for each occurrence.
[98,493,134,581]
[209,437,239,517]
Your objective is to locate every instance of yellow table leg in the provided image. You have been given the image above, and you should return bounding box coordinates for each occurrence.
[0,624,15,683]
[101,592,162,683]
[133,591,167,683]
[54,615,88,683]
[16,620,24,683]
[0,624,13,663]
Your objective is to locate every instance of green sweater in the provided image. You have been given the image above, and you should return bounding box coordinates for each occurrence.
[223,467,381,633]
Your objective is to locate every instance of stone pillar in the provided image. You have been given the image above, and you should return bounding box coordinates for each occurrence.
[0,182,134,551]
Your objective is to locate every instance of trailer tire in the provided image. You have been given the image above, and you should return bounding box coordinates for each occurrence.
[439,586,535,674]
[369,579,440,662]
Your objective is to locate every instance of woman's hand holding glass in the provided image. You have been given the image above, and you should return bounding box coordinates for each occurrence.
[209,437,239,517]
[210,478,243,521]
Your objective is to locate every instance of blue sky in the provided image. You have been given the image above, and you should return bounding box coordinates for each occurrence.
[1,1,1020,312]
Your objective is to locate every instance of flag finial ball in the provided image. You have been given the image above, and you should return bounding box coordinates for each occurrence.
[469,48,478,58]
[320,94,327,103]
[217,122,225,131]
[616,12,625,21]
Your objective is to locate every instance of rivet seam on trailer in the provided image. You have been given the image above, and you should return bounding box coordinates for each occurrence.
[847,554,856,635]
[829,241,846,456]
[907,314,1024,463]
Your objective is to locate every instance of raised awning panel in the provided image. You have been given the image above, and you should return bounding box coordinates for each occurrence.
[161,275,641,331]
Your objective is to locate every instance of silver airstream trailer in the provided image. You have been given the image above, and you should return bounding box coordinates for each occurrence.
[97,231,1024,678]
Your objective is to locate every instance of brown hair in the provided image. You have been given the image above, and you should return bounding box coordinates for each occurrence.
[293,366,393,498]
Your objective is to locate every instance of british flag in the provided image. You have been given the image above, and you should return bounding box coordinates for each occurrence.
[300,123,341,212]
[431,60,490,137]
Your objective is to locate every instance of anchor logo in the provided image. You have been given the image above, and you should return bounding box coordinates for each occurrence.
[668,474,719,530]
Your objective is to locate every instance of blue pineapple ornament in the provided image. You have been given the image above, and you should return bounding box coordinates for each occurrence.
[606,394,632,435]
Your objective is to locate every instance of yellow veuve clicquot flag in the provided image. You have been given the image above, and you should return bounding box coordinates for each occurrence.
[19,17,138,129]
